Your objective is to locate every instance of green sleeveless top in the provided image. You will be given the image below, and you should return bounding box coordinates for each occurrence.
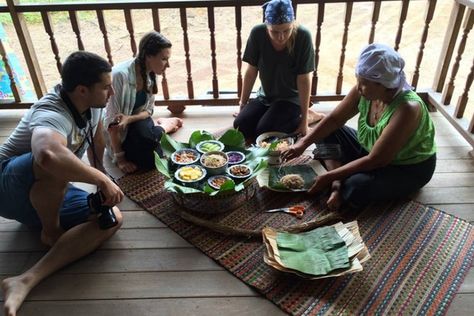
[357,90,436,165]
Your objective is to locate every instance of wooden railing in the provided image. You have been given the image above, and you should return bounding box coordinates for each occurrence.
[0,0,473,147]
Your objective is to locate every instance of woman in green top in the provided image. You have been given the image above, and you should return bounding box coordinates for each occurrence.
[233,0,323,141]
[282,43,436,211]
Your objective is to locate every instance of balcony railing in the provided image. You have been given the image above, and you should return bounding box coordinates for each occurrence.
[0,0,473,147]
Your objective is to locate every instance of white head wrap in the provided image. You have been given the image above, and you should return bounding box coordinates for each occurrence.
[355,43,412,91]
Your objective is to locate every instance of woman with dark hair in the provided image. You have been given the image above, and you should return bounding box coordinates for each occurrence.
[104,31,182,173]
[282,43,436,211]
[233,0,324,142]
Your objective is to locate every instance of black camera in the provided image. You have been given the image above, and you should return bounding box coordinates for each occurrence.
[87,191,118,230]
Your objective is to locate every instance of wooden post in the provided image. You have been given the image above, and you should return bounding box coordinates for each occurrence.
[312,2,324,96]
[124,9,137,57]
[0,38,21,102]
[368,1,380,44]
[443,8,473,106]
[235,5,242,98]
[208,6,219,99]
[41,11,62,75]
[456,57,473,122]
[336,2,352,95]
[394,0,409,51]
[69,10,85,51]
[6,0,46,98]
[432,1,465,92]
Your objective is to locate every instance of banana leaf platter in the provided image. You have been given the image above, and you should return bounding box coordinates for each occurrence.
[155,129,268,196]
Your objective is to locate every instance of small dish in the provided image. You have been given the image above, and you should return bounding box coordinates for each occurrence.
[208,175,234,190]
[227,164,252,181]
[256,132,294,165]
[226,151,246,165]
[196,140,225,154]
[171,148,200,166]
[200,151,228,175]
[174,164,206,187]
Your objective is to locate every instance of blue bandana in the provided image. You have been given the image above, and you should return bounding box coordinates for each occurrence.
[263,0,295,25]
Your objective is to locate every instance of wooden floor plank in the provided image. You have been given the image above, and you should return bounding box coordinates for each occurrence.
[0,249,222,275]
[0,271,258,301]
[430,204,474,222]
[18,297,285,316]
[415,187,474,204]
[0,228,192,252]
[1,106,473,315]
[447,294,474,316]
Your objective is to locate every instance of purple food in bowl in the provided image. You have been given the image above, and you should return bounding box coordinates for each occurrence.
[226,151,245,165]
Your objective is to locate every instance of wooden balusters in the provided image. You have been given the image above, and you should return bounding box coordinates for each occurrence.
[411,0,436,89]
[394,0,409,50]
[369,0,380,44]
[312,2,324,96]
[208,6,219,98]
[180,7,194,99]
[124,9,137,57]
[443,8,473,105]
[433,1,465,92]
[235,5,242,97]
[151,8,170,101]
[336,2,353,95]
[0,39,21,102]
[5,0,46,98]
[69,10,84,50]
[456,57,473,123]
[152,8,161,32]
[41,11,61,74]
[96,10,113,66]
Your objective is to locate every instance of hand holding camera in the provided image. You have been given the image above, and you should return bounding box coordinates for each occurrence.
[87,191,119,230]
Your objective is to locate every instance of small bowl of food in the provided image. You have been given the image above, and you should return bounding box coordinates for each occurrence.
[227,164,252,181]
[207,175,234,190]
[174,164,206,187]
[256,132,294,165]
[200,151,228,175]
[171,148,200,166]
[196,140,225,154]
[226,151,246,165]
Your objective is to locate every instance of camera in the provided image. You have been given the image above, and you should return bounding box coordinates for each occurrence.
[87,191,118,230]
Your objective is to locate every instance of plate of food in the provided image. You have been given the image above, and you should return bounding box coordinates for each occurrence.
[267,164,317,192]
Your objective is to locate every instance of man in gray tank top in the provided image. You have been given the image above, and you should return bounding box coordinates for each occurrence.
[0,51,124,316]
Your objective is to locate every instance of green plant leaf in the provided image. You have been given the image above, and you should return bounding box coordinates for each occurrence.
[218,129,245,148]
[154,152,171,178]
[161,133,186,157]
[164,180,202,194]
[188,130,214,148]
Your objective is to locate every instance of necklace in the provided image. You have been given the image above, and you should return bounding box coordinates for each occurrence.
[371,100,387,123]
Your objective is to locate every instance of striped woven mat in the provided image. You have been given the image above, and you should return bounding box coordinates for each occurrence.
[118,167,474,315]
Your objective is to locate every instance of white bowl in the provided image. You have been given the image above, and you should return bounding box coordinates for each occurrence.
[171,148,200,166]
[200,151,228,175]
[196,140,225,154]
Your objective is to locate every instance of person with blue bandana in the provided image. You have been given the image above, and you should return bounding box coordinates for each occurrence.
[233,0,324,143]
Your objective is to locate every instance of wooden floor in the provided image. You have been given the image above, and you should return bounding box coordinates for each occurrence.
[0,105,473,316]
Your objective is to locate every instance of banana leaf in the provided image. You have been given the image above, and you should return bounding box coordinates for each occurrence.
[155,129,268,195]
[268,164,317,191]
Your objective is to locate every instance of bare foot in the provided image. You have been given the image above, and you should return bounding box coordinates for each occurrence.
[117,159,138,174]
[327,188,343,211]
[308,108,325,125]
[157,117,183,134]
[2,275,34,316]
